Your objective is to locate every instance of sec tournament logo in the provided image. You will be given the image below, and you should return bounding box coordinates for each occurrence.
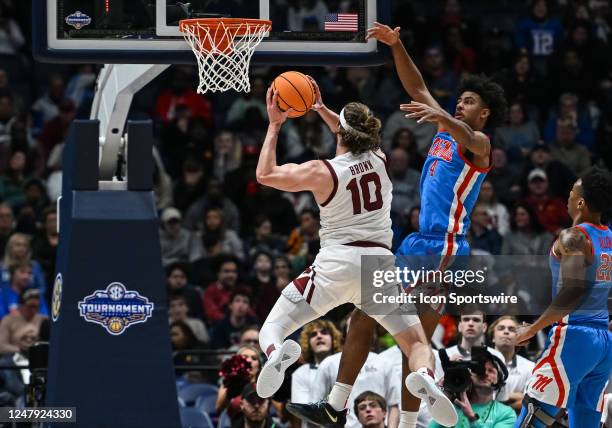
[78,282,154,335]
[51,273,62,322]
[65,11,92,30]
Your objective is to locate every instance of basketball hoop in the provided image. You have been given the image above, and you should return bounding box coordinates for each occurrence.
[179,18,272,94]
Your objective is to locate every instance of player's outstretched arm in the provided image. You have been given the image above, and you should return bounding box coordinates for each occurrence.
[401,101,491,157]
[256,86,332,196]
[515,227,590,345]
[307,76,340,133]
[366,22,441,110]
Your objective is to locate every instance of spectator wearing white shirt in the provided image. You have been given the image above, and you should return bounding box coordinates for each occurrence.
[313,349,400,428]
[292,319,343,428]
[488,316,535,412]
[477,180,510,236]
[354,391,388,428]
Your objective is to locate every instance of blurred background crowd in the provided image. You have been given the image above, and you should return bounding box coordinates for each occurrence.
[0,0,612,426]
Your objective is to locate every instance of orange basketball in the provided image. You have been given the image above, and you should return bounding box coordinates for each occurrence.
[272,71,316,118]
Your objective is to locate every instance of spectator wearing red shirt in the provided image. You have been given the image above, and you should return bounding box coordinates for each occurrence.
[154,68,213,127]
[203,255,248,324]
[520,168,569,235]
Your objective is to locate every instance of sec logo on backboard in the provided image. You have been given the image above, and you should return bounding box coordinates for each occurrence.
[51,273,62,322]
[78,282,154,335]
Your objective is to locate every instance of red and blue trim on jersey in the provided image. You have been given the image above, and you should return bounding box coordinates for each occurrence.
[418,130,491,242]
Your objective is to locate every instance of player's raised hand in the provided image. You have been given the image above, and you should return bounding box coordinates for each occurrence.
[266,86,292,126]
[401,101,447,124]
[306,75,324,110]
[515,322,535,347]
[366,22,400,46]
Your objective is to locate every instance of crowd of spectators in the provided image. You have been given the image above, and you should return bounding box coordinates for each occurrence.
[0,0,612,426]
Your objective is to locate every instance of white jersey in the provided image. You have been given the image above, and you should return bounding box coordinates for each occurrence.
[319,150,393,249]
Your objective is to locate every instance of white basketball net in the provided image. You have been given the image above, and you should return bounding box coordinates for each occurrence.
[180,20,271,94]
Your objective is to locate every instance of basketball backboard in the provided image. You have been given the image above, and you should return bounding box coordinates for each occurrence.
[34,0,390,65]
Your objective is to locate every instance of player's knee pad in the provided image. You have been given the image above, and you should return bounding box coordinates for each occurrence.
[517,395,566,428]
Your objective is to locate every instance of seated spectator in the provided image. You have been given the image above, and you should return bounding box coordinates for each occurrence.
[2,232,47,293]
[250,252,278,320]
[216,345,261,415]
[428,351,516,427]
[170,320,215,383]
[166,262,204,320]
[199,207,244,260]
[488,316,535,412]
[189,233,224,288]
[292,320,342,413]
[226,77,267,128]
[185,178,241,234]
[244,215,286,261]
[392,206,420,252]
[241,186,299,237]
[38,99,75,160]
[389,148,420,229]
[153,147,174,211]
[494,101,540,172]
[544,93,594,149]
[468,203,503,254]
[390,128,425,170]
[287,209,320,258]
[519,168,569,235]
[210,289,258,350]
[0,262,49,317]
[168,294,209,344]
[421,44,458,113]
[232,383,275,428]
[477,180,510,236]
[0,203,14,260]
[14,179,49,235]
[523,142,575,200]
[31,75,65,136]
[502,202,554,256]
[487,149,521,206]
[31,207,58,294]
[235,325,261,354]
[549,116,592,176]
[0,324,38,407]
[203,255,245,324]
[173,158,208,213]
[354,391,388,428]
[382,113,437,155]
[0,150,28,209]
[0,289,46,354]
[159,207,203,267]
[212,130,242,182]
[0,91,16,148]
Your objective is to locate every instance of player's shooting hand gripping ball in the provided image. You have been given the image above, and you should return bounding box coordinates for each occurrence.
[306,75,324,111]
[366,22,400,46]
[401,101,449,124]
[266,86,293,127]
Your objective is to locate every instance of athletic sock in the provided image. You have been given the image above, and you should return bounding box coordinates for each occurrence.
[328,382,352,411]
[399,411,418,428]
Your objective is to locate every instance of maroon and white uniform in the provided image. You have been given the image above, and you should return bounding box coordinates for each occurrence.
[282,150,419,334]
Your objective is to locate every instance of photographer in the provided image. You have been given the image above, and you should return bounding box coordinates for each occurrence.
[432,349,516,427]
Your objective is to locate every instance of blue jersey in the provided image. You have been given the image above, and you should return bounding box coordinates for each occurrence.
[419,130,491,236]
[549,223,612,328]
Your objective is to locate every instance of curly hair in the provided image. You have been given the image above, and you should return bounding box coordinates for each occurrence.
[338,102,382,154]
[299,319,343,364]
[457,74,507,128]
[580,166,612,214]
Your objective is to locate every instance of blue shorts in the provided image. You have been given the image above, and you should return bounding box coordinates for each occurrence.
[396,232,470,257]
[526,324,612,411]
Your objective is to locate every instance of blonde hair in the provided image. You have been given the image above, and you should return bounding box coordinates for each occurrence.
[338,102,382,154]
[3,233,32,268]
[299,319,343,364]
[487,315,519,342]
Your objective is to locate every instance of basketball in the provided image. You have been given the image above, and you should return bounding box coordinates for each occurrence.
[272,71,316,118]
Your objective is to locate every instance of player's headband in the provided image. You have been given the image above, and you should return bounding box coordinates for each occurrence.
[339,108,356,133]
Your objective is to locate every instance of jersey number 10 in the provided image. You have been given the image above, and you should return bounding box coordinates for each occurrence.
[346,172,383,215]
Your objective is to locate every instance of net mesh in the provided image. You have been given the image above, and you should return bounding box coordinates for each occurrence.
[180,19,271,94]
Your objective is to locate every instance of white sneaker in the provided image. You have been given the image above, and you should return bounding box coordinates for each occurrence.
[256,340,301,398]
[405,372,458,427]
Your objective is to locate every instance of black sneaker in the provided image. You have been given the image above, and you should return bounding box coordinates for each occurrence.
[286,400,347,428]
